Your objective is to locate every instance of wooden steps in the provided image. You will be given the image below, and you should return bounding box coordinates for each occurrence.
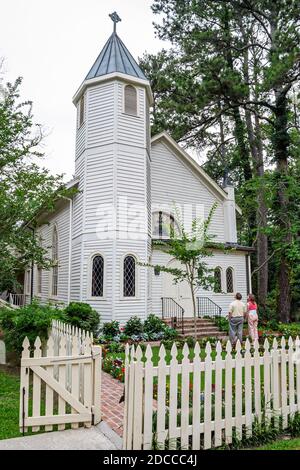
[163,317,228,340]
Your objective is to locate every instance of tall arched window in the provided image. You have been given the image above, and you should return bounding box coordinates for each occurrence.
[123,255,136,297]
[91,255,104,297]
[124,85,137,116]
[226,267,234,293]
[52,226,58,296]
[152,211,180,238]
[214,267,222,293]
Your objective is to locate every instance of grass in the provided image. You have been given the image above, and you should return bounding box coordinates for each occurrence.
[105,344,265,388]
[256,438,300,450]
[0,367,22,440]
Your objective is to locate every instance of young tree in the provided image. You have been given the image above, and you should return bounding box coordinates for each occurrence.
[141,0,300,321]
[0,76,73,293]
[143,204,218,337]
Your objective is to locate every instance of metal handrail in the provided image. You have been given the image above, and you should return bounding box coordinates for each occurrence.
[161,297,185,334]
[197,296,222,318]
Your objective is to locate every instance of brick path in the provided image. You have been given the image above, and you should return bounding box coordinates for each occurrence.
[101,372,125,437]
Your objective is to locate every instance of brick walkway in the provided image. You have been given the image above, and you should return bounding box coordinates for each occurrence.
[101,372,125,437]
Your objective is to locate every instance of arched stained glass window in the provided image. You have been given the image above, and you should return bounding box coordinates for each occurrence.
[91,255,104,297]
[214,267,222,293]
[123,255,136,297]
[226,267,234,293]
[152,211,180,238]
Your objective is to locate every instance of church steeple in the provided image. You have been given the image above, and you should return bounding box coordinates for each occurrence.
[85,12,147,81]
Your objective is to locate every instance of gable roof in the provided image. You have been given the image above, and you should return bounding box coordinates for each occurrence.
[151,132,242,215]
[85,32,147,81]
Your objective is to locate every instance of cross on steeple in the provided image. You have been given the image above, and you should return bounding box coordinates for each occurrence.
[109,11,121,33]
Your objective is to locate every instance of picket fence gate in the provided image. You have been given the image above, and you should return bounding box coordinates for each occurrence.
[19,320,101,433]
[123,336,300,450]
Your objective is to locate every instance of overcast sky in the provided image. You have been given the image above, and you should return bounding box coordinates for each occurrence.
[0,0,166,180]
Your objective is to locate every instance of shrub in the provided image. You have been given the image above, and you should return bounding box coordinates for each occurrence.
[124,316,143,336]
[63,302,100,336]
[162,326,178,340]
[102,320,120,339]
[144,314,165,335]
[214,316,229,333]
[104,341,125,354]
[185,336,196,348]
[0,300,63,354]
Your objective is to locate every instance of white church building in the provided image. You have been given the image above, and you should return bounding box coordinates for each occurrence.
[24,15,252,324]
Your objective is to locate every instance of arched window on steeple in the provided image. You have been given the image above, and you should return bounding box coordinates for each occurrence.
[124,85,137,116]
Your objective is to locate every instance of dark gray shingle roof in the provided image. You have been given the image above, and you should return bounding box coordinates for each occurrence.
[85,32,147,81]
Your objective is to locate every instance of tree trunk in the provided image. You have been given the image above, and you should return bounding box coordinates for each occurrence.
[274,89,292,322]
[191,287,197,340]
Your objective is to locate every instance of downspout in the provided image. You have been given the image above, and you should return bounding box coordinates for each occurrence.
[62,196,73,305]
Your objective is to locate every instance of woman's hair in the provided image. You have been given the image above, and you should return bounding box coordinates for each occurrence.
[248,293,256,302]
[235,292,242,300]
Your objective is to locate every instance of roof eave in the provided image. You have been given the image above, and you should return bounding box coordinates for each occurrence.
[73,73,154,106]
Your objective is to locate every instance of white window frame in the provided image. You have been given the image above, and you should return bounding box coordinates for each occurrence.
[25,269,31,295]
[120,253,139,300]
[123,84,140,117]
[87,252,106,300]
[152,211,181,239]
[36,266,42,297]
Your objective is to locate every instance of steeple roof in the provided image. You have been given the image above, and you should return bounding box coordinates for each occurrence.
[85,32,147,81]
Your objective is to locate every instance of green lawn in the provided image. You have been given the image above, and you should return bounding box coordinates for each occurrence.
[256,438,300,450]
[0,367,22,440]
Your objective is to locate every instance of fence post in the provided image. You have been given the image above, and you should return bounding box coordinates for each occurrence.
[123,344,130,450]
[296,336,300,411]
[92,345,102,425]
[19,337,30,433]
[143,344,154,450]
[288,337,295,416]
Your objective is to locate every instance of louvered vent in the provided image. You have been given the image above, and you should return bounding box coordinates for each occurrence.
[124,85,137,115]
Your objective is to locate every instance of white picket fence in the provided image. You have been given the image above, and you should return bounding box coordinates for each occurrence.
[19,320,101,433]
[123,336,300,450]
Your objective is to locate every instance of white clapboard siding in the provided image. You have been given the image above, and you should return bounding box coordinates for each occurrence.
[151,140,225,243]
[123,336,300,450]
[151,248,248,316]
[19,320,101,434]
[34,202,71,305]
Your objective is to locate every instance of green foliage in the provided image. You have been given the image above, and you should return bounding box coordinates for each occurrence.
[185,336,196,349]
[214,316,229,333]
[102,356,125,382]
[101,320,120,339]
[0,76,75,293]
[288,412,300,437]
[63,302,100,337]
[143,314,165,335]
[123,316,144,336]
[0,300,63,354]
